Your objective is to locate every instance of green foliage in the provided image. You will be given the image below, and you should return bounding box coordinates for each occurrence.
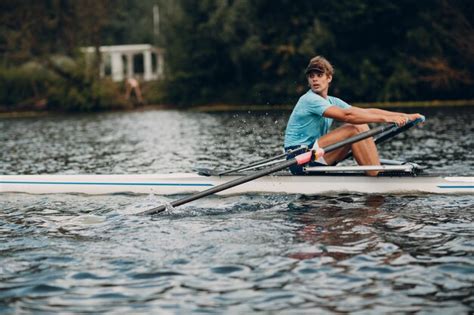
[0,61,127,112]
[47,77,126,112]
[159,0,474,105]
[1,0,473,110]
[0,65,51,109]
[0,0,133,112]
[46,62,128,112]
[102,0,157,45]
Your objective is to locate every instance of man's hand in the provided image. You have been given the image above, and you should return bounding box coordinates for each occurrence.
[387,113,424,127]
[387,115,410,127]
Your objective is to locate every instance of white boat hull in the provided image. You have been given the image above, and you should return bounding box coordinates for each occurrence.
[1,173,473,195]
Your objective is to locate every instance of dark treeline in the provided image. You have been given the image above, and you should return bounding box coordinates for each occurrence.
[161,0,474,105]
[1,0,473,110]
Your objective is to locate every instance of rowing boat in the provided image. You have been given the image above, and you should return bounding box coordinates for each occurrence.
[2,120,472,201]
[1,166,473,195]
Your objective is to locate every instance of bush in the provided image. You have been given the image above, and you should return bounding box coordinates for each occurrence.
[0,60,130,112]
[140,80,166,105]
[0,64,52,110]
[47,75,128,112]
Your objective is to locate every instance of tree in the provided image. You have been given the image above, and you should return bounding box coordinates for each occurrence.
[411,0,474,98]
[0,0,120,110]
[158,0,474,105]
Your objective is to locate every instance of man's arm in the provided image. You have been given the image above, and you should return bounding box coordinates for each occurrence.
[365,108,413,118]
[323,106,423,126]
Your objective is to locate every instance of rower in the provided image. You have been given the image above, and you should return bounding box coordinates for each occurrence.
[284,56,424,176]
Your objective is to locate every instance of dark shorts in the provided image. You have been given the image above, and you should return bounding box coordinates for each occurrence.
[284,144,325,175]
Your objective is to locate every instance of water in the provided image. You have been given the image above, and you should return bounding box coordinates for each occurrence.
[1,107,473,313]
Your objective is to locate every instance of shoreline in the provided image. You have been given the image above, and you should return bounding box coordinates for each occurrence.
[1,99,473,118]
[191,99,474,112]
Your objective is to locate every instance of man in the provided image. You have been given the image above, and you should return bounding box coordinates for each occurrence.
[284,56,423,176]
[125,77,144,105]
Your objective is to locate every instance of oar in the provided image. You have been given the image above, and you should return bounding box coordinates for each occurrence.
[374,116,425,145]
[140,123,397,215]
[197,146,308,176]
[332,116,425,165]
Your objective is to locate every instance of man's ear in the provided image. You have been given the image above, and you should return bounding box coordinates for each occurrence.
[327,74,333,83]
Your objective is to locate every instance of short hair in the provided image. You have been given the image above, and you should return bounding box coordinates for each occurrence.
[305,56,334,77]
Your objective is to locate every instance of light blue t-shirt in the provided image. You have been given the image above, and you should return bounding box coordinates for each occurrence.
[284,90,351,148]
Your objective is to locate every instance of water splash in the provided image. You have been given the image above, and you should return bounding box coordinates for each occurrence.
[164,201,176,212]
[55,214,107,235]
[118,194,174,215]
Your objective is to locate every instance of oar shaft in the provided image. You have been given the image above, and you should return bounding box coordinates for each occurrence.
[374,117,424,145]
[323,123,396,153]
[141,159,298,215]
[332,117,424,165]
[217,152,288,175]
[217,147,307,176]
[141,123,395,215]
[209,124,391,176]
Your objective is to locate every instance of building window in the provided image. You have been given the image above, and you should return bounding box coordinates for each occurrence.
[133,54,144,75]
[152,52,158,74]
[104,54,112,76]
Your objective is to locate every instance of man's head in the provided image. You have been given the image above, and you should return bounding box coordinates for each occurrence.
[305,56,334,77]
[305,56,334,97]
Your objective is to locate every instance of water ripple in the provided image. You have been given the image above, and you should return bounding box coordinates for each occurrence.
[1,108,474,313]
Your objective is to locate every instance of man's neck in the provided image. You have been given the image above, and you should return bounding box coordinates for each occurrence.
[311,89,329,99]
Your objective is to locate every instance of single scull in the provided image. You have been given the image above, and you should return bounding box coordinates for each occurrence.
[2,119,472,199]
[1,167,473,195]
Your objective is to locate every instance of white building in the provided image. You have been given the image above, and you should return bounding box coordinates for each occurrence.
[82,44,164,82]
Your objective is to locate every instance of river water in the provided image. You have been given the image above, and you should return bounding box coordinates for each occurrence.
[0,107,473,313]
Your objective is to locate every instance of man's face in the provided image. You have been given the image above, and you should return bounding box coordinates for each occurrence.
[307,71,332,96]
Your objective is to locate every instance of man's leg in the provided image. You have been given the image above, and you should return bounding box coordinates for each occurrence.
[348,124,380,174]
[133,86,144,104]
[318,124,380,176]
[125,84,131,100]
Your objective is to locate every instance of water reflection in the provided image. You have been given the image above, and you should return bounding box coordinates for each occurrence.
[287,195,387,260]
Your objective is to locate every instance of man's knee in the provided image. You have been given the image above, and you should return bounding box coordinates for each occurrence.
[345,123,369,134]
